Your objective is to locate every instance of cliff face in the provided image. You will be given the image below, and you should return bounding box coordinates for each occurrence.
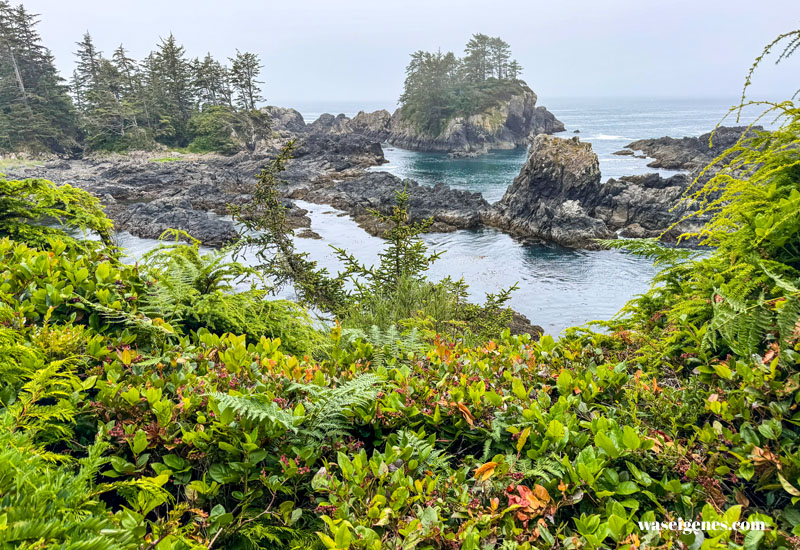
[387,87,564,153]
[263,89,564,156]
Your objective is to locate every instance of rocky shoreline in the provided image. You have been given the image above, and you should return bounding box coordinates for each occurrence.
[614,125,764,171]
[3,102,754,252]
[267,84,565,155]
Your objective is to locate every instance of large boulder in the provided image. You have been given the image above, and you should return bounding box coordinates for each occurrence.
[484,135,613,248]
[262,106,306,136]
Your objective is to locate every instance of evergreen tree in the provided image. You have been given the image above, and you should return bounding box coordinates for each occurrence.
[399,50,460,135]
[399,33,527,135]
[463,33,491,82]
[193,53,230,107]
[72,32,100,100]
[488,36,511,79]
[229,50,264,111]
[0,2,79,154]
[147,33,195,144]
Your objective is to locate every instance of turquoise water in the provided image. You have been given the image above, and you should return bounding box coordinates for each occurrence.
[119,98,764,335]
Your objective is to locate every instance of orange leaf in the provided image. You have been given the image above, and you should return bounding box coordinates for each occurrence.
[533,484,550,504]
[457,402,475,426]
[474,461,498,481]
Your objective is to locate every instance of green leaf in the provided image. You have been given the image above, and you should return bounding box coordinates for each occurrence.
[595,432,619,458]
[622,426,640,450]
[556,370,573,395]
[131,429,148,455]
[545,419,566,440]
[615,481,638,495]
[517,426,531,453]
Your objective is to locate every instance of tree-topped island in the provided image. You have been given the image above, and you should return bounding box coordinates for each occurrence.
[388,34,564,154]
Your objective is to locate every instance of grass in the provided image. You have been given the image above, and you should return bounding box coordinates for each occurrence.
[149,156,185,163]
[0,158,44,169]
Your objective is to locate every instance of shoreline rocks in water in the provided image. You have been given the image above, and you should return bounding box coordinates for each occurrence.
[484,135,706,248]
[286,171,490,236]
[4,105,731,253]
[484,136,613,248]
[615,125,764,171]
[266,87,564,157]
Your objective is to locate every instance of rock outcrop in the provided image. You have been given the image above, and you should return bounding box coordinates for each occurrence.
[385,87,564,154]
[484,135,704,247]
[4,131,387,246]
[617,125,764,171]
[112,198,238,246]
[287,171,490,236]
[263,88,564,157]
[484,135,613,247]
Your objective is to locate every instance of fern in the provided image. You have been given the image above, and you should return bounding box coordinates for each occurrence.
[0,428,137,549]
[598,238,702,267]
[292,373,384,441]
[209,392,298,435]
[340,325,425,367]
[514,454,566,484]
[395,429,452,475]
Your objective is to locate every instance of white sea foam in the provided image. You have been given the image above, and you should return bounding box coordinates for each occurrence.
[588,134,629,141]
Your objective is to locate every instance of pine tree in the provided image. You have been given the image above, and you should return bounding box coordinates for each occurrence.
[0,2,79,154]
[463,33,491,82]
[507,59,522,80]
[193,53,230,107]
[488,37,511,79]
[72,32,100,100]
[147,33,195,144]
[229,50,264,111]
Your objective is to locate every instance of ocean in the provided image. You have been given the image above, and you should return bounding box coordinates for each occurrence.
[119,97,765,335]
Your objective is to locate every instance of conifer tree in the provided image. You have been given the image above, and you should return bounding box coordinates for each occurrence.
[148,33,195,144]
[0,2,79,154]
[229,50,264,111]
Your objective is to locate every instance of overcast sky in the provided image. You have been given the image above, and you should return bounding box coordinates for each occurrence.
[21,0,800,107]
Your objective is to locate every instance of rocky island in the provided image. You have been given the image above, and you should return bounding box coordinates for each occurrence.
[615,125,764,170]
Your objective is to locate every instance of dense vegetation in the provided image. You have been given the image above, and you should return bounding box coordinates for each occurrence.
[398,34,526,136]
[3,25,800,550]
[0,1,267,155]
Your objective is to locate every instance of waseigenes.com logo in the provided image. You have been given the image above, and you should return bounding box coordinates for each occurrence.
[638,518,768,534]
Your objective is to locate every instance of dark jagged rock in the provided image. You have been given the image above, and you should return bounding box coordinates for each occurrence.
[262,106,307,137]
[109,197,238,246]
[531,106,566,136]
[484,135,614,248]
[3,131,387,246]
[508,311,543,339]
[485,135,704,248]
[287,171,490,236]
[620,126,764,171]
[593,173,705,239]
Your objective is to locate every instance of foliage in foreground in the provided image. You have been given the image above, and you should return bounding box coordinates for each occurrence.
[4,29,800,550]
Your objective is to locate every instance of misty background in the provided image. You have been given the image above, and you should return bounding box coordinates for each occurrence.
[20,0,800,108]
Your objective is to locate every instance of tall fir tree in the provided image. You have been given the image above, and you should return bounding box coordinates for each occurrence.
[148,33,195,145]
[229,50,264,111]
[0,2,79,154]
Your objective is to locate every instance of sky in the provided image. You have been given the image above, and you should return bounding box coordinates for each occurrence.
[20,0,800,108]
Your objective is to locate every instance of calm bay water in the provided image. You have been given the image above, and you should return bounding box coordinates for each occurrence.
[119,98,763,335]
